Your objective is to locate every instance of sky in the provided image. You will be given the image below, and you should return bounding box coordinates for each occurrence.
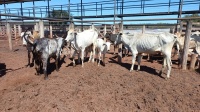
[0,0,199,24]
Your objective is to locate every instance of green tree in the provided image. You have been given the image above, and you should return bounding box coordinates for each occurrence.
[46,9,72,29]
[183,14,200,22]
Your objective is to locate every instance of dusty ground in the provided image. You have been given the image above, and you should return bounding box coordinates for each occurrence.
[0,39,200,112]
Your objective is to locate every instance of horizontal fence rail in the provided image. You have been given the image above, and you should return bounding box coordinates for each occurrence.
[0,0,200,20]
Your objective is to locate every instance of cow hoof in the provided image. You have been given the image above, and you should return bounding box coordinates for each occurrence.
[158,71,162,76]
[30,63,34,67]
[44,77,48,80]
[35,73,40,75]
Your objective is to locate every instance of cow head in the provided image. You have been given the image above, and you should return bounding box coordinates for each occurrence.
[22,29,34,45]
[65,29,77,42]
[105,42,111,51]
[114,33,123,45]
[66,22,77,42]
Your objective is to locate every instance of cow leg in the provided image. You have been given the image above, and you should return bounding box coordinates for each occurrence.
[166,57,171,78]
[77,52,81,64]
[92,45,95,63]
[88,51,93,62]
[113,45,117,55]
[55,57,59,71]
[72,50,77,67]
[130,54,137,72]
[137,54,143,71]
[98,52,102,66]
[126,49,129,57]
[31,52,34,66]
[176,43,180,56]
[102,53,106,65]
[159,56,166,76]
[43,59,48,80]
[81,48,85,67]
[147,54,150,60]
[178,51,183,68]
[27,51,31,67]
[34,59,40,75]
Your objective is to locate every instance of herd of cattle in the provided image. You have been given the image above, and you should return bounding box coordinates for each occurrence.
[21,22,200,80]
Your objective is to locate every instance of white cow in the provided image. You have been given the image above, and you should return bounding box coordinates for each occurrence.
[65,23,98,67]
[86,38,111,66]
[175,32,196,54]
[190,31,200,56]
[114,32,177,79]
[175,31,200,67]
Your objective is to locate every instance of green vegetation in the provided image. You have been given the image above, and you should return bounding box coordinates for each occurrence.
[183,14,200,22]
[46,9,72,27]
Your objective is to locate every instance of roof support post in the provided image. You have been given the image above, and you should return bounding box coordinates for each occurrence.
[0,11,1,20]
[33,0,35,19]
[177,0,183,32]
[68,0,71,21]
[81,0,83,31]
[114,0,116,27]
[4,0,7,21]
[20,2,23,16]
[47,0,50,18]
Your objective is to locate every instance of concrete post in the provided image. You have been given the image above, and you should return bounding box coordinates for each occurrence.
[18,25,21,36]
[34,22,39,31]
[142,25,145,34]
[14,24,17,40]
[104,24,107,42]
[6,23,12,51]
[39,20,44,38]
[50,25,53,38]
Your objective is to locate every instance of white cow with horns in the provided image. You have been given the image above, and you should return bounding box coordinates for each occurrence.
[114,32,177,79]
[65,22,98,67]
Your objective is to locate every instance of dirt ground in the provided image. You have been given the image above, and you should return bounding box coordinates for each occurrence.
[0,39,199,112]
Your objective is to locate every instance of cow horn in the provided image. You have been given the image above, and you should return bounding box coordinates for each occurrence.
[69,22,74,30]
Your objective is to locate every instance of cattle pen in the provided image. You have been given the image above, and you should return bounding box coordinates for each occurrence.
[0,0,200,111]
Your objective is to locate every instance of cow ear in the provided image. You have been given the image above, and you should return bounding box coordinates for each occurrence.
[119,33,122,35]
[74,32,77,35]
[69,22,74,30]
